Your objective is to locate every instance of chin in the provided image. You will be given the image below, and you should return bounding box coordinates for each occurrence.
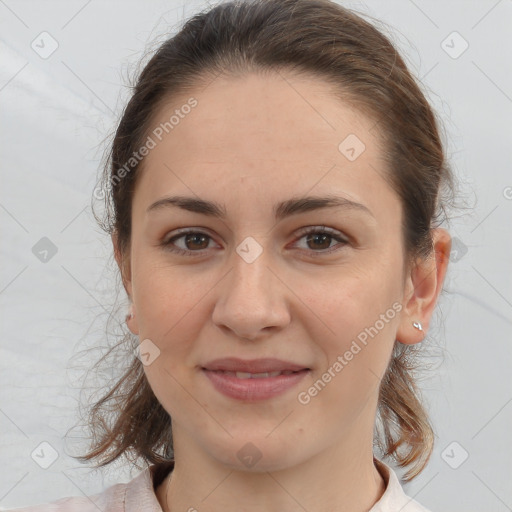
[206,435,306,473]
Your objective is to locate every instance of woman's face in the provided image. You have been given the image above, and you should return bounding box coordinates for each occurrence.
[119,71,426,470]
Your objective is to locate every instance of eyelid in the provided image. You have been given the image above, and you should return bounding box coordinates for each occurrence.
[290,225,349,255]
[294,225,347,240]
[163,226,215,242]
[162,227,221,255]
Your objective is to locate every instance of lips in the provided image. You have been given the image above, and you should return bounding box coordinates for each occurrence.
[201,357,310,374]
[203,369,309,402]
[201,358,311,401]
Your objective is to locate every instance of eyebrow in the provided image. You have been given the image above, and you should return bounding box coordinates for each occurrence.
[146,194,375,220]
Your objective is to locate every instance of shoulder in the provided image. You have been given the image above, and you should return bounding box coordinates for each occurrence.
[3,481,126,512]
[370,457,434,512]
[3,462,173,512]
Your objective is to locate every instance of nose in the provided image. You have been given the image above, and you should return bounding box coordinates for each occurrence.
[211,248,291,341]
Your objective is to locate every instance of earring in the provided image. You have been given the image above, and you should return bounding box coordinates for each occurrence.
[412,321,423,331]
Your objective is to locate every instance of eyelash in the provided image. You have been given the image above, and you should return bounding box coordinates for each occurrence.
[161,226,349,257]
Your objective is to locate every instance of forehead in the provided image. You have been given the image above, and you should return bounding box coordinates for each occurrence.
[148,71,382,161]
[133,71,399,229]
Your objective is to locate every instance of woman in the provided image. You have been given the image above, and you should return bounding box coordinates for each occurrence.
[11,0,455,510]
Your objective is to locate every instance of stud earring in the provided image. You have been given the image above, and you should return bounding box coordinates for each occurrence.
[412,321,423,331]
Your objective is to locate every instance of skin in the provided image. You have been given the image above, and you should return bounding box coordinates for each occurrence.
[113,71,451,512]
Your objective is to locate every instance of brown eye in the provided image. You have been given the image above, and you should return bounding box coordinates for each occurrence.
[305,232,333,250]
[182,233,210,250]
[293,226,349,255]
[162,230,217,256]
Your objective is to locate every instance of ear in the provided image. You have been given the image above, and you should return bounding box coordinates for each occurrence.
[396,228,452,345]
[112,231,139,335]
[111,230,133,298]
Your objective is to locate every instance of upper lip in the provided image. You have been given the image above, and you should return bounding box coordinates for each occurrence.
[202,357,309,373]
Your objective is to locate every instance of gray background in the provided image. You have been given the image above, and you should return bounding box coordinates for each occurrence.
[1,0,511,510]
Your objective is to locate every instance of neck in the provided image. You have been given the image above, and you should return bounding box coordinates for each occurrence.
[156,427,386,512]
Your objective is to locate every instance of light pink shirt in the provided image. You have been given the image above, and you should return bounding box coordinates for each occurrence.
[7,458,432,511]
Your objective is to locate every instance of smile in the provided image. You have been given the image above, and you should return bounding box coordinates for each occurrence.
[202,368,310,401]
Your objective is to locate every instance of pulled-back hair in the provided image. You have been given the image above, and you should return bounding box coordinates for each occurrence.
[79,0,460,482]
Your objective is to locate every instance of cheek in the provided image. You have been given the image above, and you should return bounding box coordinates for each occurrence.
[132,255,204,333]
[297,296,396,431]
[305,268,398,337]
[132,271,209,407]
[303,272,399,395]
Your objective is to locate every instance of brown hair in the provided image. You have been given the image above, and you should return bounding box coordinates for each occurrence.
[78,0,461,482]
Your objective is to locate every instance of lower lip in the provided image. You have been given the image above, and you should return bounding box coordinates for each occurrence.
[202,369,310,401]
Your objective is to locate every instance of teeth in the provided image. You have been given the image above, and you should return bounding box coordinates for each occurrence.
[220,370,297,379]
[236,371,256,379]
